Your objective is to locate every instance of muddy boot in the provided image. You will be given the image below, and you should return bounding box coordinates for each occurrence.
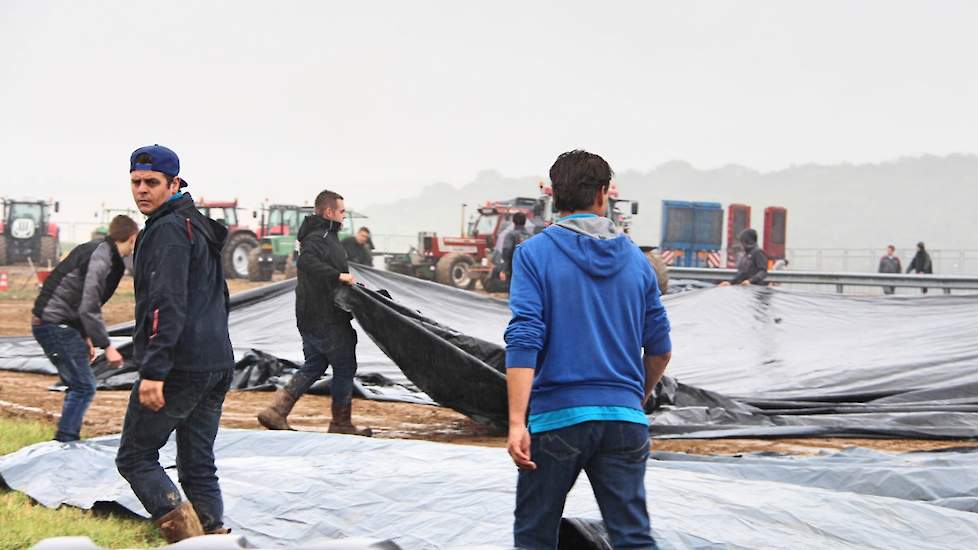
[257,389,298,430]
[206,527,231,535]
[155,501,204,543]
[328,402,373,437]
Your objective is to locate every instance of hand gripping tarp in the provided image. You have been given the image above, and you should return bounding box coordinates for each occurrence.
[4,430,978,549]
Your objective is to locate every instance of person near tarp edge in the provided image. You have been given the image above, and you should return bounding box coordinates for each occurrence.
[114,145,235,543]
[906,241,933,294]
[504,150,671,550]
[720,228,768,287]
[342,225,374,266]
[257,189,373,436]
[498,211,532,290]
[878,244,902,295]
[31,215,139,442]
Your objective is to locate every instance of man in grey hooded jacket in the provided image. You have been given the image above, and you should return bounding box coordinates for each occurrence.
[31,215,139,442]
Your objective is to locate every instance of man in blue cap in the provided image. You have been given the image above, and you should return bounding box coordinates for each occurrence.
[115,145,235,543]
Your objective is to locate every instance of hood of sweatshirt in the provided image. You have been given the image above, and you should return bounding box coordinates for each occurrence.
[543,216,632,278]
[298,214,342,241]
[147,193,228,258]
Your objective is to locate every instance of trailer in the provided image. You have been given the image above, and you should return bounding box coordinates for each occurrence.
[660,200,723,268]
[725,203,752,268]
[763,206,788,262]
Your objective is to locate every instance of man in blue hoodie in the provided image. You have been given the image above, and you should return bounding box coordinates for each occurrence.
[505,150,672,550]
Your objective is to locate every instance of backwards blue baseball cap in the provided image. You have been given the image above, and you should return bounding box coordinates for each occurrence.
[130,144,188,188]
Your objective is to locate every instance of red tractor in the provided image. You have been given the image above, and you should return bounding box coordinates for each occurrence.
[0,198,61,266]
[386,182,669,292]
[194,199,259,279]
[386,194,551,289]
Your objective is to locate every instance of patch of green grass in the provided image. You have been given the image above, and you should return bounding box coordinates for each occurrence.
[0,417,164,549]
[0,416,53,456]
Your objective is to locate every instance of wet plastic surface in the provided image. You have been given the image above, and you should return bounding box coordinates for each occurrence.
[4,430,978,549]
[4,267,978,438]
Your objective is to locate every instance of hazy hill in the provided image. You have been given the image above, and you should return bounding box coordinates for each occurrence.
[363,155,978,252]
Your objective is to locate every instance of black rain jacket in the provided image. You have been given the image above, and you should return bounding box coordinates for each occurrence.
[295,215,353,333]
[341,236,374,266]
[132,193,234,381]
[731,229,769,285]
[907,250,933,274]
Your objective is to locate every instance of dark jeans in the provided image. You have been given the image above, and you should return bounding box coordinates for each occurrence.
[515,421,657,550]
[287,324,358,406]
[115,369,233,531]
[32,322,96,442]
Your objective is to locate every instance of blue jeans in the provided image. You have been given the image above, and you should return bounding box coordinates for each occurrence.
[32,322,96,442]
[287,324,358,406]
[115,369,233,531]
[515,421,657,550]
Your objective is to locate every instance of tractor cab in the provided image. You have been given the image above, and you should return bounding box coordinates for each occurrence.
[248,204,365,281]
[0,198,60,266]
[469,196,552,251]
[195,199,261,279]
[195,200,242,229]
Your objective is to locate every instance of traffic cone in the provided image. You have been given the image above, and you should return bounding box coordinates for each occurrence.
[0,272,8,292]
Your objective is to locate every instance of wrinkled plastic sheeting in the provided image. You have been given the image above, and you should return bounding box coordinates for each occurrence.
[4,430,978,550]
[30,535,401,550]
[6,266,978,438]
[0,275,435,405]
[665,287,978,401]
[651,446,978,513]
[651,286,978,438]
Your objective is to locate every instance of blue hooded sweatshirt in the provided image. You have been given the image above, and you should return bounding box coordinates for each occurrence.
[504,214,671,430]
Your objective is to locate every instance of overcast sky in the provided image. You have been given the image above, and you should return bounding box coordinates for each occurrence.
[2,0,976,233]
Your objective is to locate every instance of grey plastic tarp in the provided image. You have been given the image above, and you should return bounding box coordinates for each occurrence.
[4,430,978,549]
[3,266,978,438]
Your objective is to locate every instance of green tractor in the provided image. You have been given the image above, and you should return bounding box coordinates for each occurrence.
[246,204,369,282]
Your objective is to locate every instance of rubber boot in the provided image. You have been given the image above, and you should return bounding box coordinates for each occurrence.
[328,402,373,437]
[155,501,204,544]
[257,389,298,430]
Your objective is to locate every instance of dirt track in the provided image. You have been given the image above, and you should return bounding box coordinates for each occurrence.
[5,264,978,456]
[4,371,978,456]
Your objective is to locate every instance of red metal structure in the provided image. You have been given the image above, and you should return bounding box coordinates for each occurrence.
[763,206,788,261]
[387,196,549,289]
[195,199,259,279]
[726,204,751,268]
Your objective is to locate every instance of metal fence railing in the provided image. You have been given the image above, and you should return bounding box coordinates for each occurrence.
[784,248,978,276]
[669,267,978,295]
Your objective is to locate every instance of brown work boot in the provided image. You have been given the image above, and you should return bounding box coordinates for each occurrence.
[257,389,298,430]
[328,401,373,437]
[155,501,204,543]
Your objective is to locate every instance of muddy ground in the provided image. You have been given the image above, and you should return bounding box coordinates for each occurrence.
[4,264,978,456]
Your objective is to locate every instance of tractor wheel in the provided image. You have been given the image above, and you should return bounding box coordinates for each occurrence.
[224,232,259,279]
[0,238,8,265]
[247,248,271,282]
[645,251,669,294]
[39,236,60,267]
[435,253,475,290]
[285,251,298,279]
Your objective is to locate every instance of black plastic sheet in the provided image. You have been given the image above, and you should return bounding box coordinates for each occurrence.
[3,430,978,549]
[3,267,978,439]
